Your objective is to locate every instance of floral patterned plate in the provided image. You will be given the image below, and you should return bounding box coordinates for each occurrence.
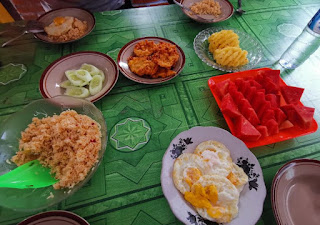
[161,126,266,225]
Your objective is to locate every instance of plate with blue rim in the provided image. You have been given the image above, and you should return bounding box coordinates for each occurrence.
[160,126,266,225]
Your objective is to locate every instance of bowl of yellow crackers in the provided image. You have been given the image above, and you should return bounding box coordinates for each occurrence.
[193,27,263,72]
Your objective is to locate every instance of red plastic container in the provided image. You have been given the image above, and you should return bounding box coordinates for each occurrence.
[208,68,318,148]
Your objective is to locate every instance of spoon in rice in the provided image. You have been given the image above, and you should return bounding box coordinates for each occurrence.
[0,160,57,189]
[173,0,216,22]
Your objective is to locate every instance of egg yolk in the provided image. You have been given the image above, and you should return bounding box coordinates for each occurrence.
[184,183,222,219]
[227,172,240,186]
[184,167,202,188]
[54,17,65,26]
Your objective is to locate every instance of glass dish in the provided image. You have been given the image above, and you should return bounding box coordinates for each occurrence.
[0,96,107,211]
[194,27,263,72]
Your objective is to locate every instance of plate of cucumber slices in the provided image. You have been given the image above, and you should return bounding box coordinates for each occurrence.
[40,51,119,102]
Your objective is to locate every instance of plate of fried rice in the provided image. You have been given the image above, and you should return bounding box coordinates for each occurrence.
[179,0,234,23]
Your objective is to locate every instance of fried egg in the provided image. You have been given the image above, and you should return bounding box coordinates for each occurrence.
[173,153,209,194]
[194,140,233,177]
[227,163,248,193]
[44,16,74,36]
[184,174,240,224]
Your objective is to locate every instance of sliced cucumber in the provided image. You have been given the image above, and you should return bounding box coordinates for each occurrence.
[80,63,100,76]
[75,69,92,83]
[89,75,103,96]
[96,69,106,82]
[65,70,87,87]
[65,87,90,98]
[59,80,73,89]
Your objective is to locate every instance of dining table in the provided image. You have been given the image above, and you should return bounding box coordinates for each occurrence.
[0,1,320,224]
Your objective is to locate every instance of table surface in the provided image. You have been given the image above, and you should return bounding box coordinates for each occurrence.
[1,1,320,225]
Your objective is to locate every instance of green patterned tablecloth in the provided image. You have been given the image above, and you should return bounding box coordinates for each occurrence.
[1,1,320,224]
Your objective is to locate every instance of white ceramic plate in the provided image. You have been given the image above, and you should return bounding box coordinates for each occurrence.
[271,159,320,225]
[180,0,234,23]
[34,7,95,44]
[40,51,119,102]
[161,126,266,225]
[117,37,185,84]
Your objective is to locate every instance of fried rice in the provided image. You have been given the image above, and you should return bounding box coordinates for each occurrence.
[11,110,101,189]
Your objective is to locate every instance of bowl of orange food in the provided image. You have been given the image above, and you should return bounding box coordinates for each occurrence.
[178,0,234,23]
[0,96,107,211]
[117,37,185,84]
[34,8,95,44]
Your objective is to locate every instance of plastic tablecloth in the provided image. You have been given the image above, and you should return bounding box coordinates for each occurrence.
[0,2,320,224]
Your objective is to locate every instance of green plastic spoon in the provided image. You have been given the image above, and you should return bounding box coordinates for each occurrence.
[0,160,57,189]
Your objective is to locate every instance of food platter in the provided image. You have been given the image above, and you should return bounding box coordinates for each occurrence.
[39,51,119,102]
[208,68,318,148]
[34,7,95,44]
[0,96,107,211]
[161,126,266,225]
[117,37,185,84]
[180,0,234,23]
[194,27,263,72]
[271,159,320,225]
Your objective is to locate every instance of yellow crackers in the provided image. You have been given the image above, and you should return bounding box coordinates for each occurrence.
[208,30,249,67]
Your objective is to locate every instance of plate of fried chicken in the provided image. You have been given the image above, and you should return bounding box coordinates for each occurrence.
[117,37,185,84]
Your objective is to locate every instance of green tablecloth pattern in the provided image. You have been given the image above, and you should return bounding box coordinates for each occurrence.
[1,1,320,224]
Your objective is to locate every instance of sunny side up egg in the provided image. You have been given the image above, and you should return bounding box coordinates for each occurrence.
[172,140,249,224]
[44,16,74,36]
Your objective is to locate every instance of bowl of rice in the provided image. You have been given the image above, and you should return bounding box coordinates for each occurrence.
[179,0,234,23]
[0,95,107,211]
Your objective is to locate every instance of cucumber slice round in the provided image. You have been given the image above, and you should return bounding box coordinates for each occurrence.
[89,75,103,96]
[65,70,87,87]
[75,69,92,83]
[96,70,105,82]
[80,63,100,76]
[59,80,73,89]
[65,87,90,98]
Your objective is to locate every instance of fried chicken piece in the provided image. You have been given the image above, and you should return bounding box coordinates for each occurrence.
[133,40,157,57]
[151,67,176,78]
[152,42,180,68]
[128,56,159,76]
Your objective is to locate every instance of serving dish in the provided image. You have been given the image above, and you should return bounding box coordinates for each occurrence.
[18,210,89,225]
[208,68,318,148]
[34,7,95,44]
[161,126,266,225]
[194,27,263,72]
[271,159,320,225]
[0,96,107,211]
[40,51,119,102]
[117,37,185,84]
[180,0,234,23]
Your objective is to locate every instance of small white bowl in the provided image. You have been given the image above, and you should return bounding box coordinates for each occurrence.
[34,7,95,44]
[180,0,234,23]
[39,51,119,102]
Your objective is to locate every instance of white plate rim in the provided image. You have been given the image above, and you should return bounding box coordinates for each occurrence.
[161,126,266,225]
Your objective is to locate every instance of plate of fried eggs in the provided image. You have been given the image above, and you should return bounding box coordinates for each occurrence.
[193,27,263,72]
[161,126,266,225]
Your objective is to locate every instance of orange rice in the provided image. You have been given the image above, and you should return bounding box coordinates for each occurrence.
[11,110,101,189]
[190,0,221,16]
